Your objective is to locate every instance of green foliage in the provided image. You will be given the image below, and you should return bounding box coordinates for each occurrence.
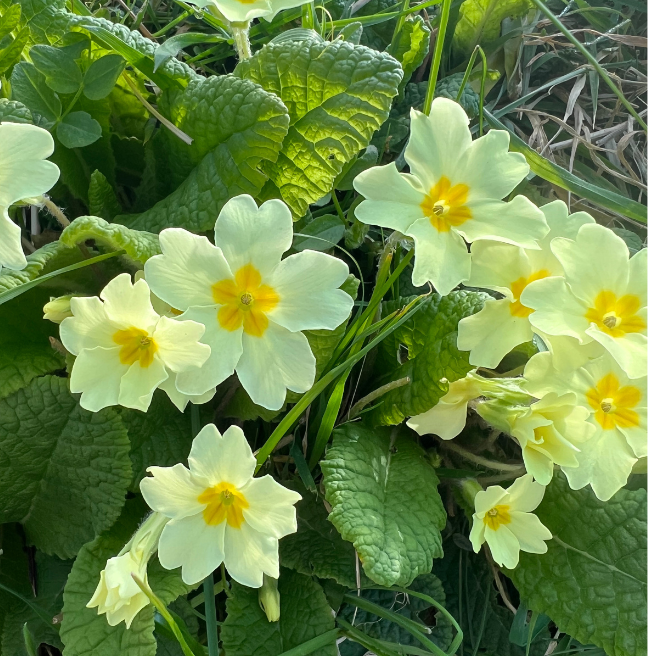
[221,568,337,656]
[235,38,403,217]
[30,43,83,94]
[393,17,430,89]
[510,473,647,656]
[0,342,63,401]
[83,54,126,101]
[10,61,61,127]
[0,376,131,558]
[434,73,481,117]
[88,170,122,221]
[0,98,33,123]
[321,423,446,587]
[56,110,103,148]
[293,215,346,252]
[366,291,486,426]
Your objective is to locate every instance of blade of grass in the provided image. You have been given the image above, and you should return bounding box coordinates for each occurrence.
[423,0,452,115]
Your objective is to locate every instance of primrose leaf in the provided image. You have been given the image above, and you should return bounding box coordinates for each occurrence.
[30,43,83,94]
[221,568,336,656]
[0,98,33,124]
[10,61,61,127]
[392,16,430,89]
[235,38,402,217]
[116,74,290,233]
[0,26,29,76]
[56,111,103,148]
[293,215,346,252]
[88,170,122,221]
[321,423,446,587]
[83,54,126,101]
[366,291,487,426]
[11,0,73,46]
[509,473,647,656]
[0,376,131,559]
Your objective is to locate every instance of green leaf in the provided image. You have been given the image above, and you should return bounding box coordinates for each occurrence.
[60,499,191,656]
[334,145,378,191]
[10,61,61,127]
[321,423,446,587]
[153,33,228,73]
[393,16,430,89]
[453,0,533,56]
[366,291,486,426]
[116,74,290,233]
[293,215,346,252]
[0,4,21,40]
[12,0,72,46]
[83,54,126,101]
[509,473,647,656]
[280,483,361,588]
[0,376,131,558]
[221,568,337,656]
[56,110,102,148]
[59,215,161,263]
[88,170,122,221]
[0,98,33,124]
[30,43,83,94]
[121,391,193,491]
[0,26,29,76]
[235,38,402,217]
[0,342,63,401]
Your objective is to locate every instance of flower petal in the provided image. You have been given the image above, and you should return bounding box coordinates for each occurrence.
[158,372,216,412]
[215,195,292,278]
[101,274,159,332]
[467,241,530,295]
[0,209,27,271]
[69,346,126,412]
[206,0,273,22]
[406,217,470,295]
[267,250,353,331]
[474,485,507,515]
[188,424,256,488]
[118,356,168,412]
[236,322,316,411]
[158,514,226,586]
[223,522,279,588]
[505,473,545,512]
[485,524,520,569]
[60,296,117,354]
[540,200,594,243]
[586,325,648,380]
[145,228,233,311]
[507,512,552,554]
[153,316,210,372]
[628,247,647,305]
[140,463,205,519]
[521,445,557,486]
[240,475,301,538]
[407,398,470,440]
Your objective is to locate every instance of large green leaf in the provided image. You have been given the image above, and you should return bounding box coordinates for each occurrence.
[453,0,533,56]
[235,38,402,217]
[88,170,122,221]
[60,499,190,656]
[13,0,72,46]
[321,423,446,587]
[221,568,337,656]
[116,74,290,233]
[0,376,131,558]
[393,16,430,89]
[0,342,63,401]
[366,291,486,426]
[510,473,647,656]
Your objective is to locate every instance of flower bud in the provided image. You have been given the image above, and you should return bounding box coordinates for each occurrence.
[43,295,75,323]
[258,575,280,622]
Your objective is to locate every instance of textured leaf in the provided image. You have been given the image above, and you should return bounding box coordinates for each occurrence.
[235,38,402,217]
[0,98,33,123]
[221,568,336,656]
[393,17,430,89]
[367,291,486,426]
[510,473,647,656]
[13,0,72,45]
[321,423,446,587]
[116,74,290,232]
[0,342,63,400]
[60,500,190,656]
[0,376,131,558]
[60,215,160,263]
[88,170,122,221]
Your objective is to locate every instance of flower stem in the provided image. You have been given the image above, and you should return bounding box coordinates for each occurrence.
[441,441,523,472]
[423,0,452,115]
[231,22,252,60]
[203,572,219,656]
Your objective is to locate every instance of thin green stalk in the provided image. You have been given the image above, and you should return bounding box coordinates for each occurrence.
[276,630,341,656]
[454,45,488,135]
[203,572,219,656]
[388,0,410,55]
[151,10,189,37]
[231,22,252,59]
[331,191,346,223]
[0,582,57,629]
[423,0,452,115]
[529,0,647,132]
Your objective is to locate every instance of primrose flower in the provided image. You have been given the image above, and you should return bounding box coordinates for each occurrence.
[0,123,60,272]
[60,273,211,412]
[145,194,353,411]
[88,513,168,628]
[470,474,552,569]
[525,352,647,500]
[353,98,548,295]
[522,223,647,379]
[140,424,301,587]
[457,201,594,368]
[186,0,310,25]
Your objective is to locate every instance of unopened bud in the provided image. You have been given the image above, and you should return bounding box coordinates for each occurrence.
[258,575,280,622]
[43,295,75,323]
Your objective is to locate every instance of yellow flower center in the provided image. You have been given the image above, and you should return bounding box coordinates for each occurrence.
[198,482,249,529]
[484,504,511,531]
[420,176,471,232]
[113,327,158,368]
[211,263,279,338]
[584,290,646,337]
[509,269,551,318]
[585,372,641,430]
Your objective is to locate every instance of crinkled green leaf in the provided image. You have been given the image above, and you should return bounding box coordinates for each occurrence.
[60,499,191,656]
[88,170,122,221]
[321,423,446,587]
[221,568,336,656]
[0,98,33,123]
[60,215,160,263]
[116,74,290,233]
[0,376,131,558]
[0,342,63,400]
[367,291,487,426]
[509,473,647,656]
[235,38,402,217]
[434,73,481,117]
[453,0,533,56]
[393,16,430,89]
[13,0,72,45]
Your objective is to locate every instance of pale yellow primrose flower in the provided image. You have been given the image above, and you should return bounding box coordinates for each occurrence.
[60,273,211,412]
[457,201,595,368]
[186,0,310,25]
[522,223,647,379]
[469,474,552,569]
[0,123,60,272]
[144,194,354,411]
[140,424,301,587]
[87,512,168,628]
[524,351,647,501]
[353,98,548,296]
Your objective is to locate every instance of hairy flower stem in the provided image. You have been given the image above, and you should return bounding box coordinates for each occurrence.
[441,441,523,472]
[231,22,252,60]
